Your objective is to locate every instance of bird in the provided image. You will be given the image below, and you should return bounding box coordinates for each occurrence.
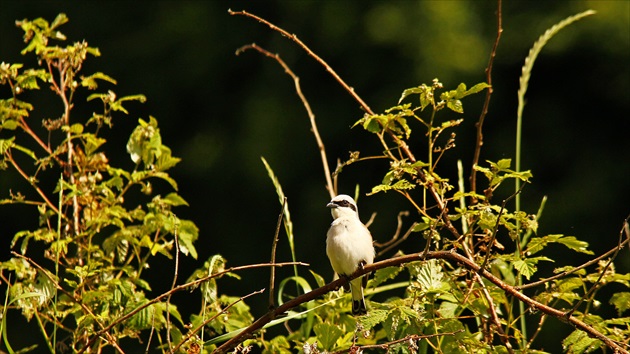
[326,194,375,315]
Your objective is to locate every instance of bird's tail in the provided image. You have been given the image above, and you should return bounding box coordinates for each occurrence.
[350,277,367,315]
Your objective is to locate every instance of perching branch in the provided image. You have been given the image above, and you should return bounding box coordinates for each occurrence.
[214,251,629,354]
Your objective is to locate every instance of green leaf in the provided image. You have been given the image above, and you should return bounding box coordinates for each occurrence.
[81,72,117,89]
[309,270,326,288]
[513,256,552,280]
[609,292,630,316]
[562,329,602,354]
[410,259,449,295]
[314,323,343,351]
[357,309,389,331]
[177,219,199,259]
[370,266,401,288]
[526,234,593,255]
[556,236,593,255]
[164,193,189,207]
[369,179,415,195]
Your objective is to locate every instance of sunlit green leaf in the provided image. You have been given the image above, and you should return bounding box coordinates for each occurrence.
[314,323,343,351]
[609,292,630,316]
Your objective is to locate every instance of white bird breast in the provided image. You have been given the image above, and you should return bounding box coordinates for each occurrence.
[326,217,375,277]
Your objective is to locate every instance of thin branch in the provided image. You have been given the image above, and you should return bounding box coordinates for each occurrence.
[77,261,307,354]
[470,0,503,200]
[479,182,526,271]
[214,251,628,354]
[330,329,464,354]
[171,289,264,354]
[6,150,60,215]
[374,211,409,249]
[236,43,335,198]
[517,217,630,290]
[230,10,373,116]
[565,216,628,317]
[268,197,287,310]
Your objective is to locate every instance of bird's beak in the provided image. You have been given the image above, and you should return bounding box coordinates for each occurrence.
[326,202,337,208]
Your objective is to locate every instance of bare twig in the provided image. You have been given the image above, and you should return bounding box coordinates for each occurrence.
[470,0,503,200]
[236,43,335,198]
[374,211,409,248]
[269,197,287,310]
[230,10,373,116]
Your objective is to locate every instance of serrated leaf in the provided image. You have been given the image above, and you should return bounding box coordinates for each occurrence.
[556,236,593,255]
[177,219,199,259]
[370,266,401,288]
[513,256,552,280]
[609,292,630,316]
[412,259,449,295]
[526,234,592,255]
[314,323,343,351]
[358,309,389,331]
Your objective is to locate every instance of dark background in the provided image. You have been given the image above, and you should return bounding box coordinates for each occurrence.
[1,1,629,352]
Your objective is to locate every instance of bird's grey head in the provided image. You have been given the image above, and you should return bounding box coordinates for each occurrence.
[326,194,359,219]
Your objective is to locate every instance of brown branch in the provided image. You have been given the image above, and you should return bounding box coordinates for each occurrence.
[6,150,60,215]
[516,217,630,290]
[229,10,373,117]
[235,43,336,198]
[214,251,628,354]
[470,0,503,200]
[77,261,307,354]
[170,289,264,354]
[330,329,464,353]
[565,216,628,317]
